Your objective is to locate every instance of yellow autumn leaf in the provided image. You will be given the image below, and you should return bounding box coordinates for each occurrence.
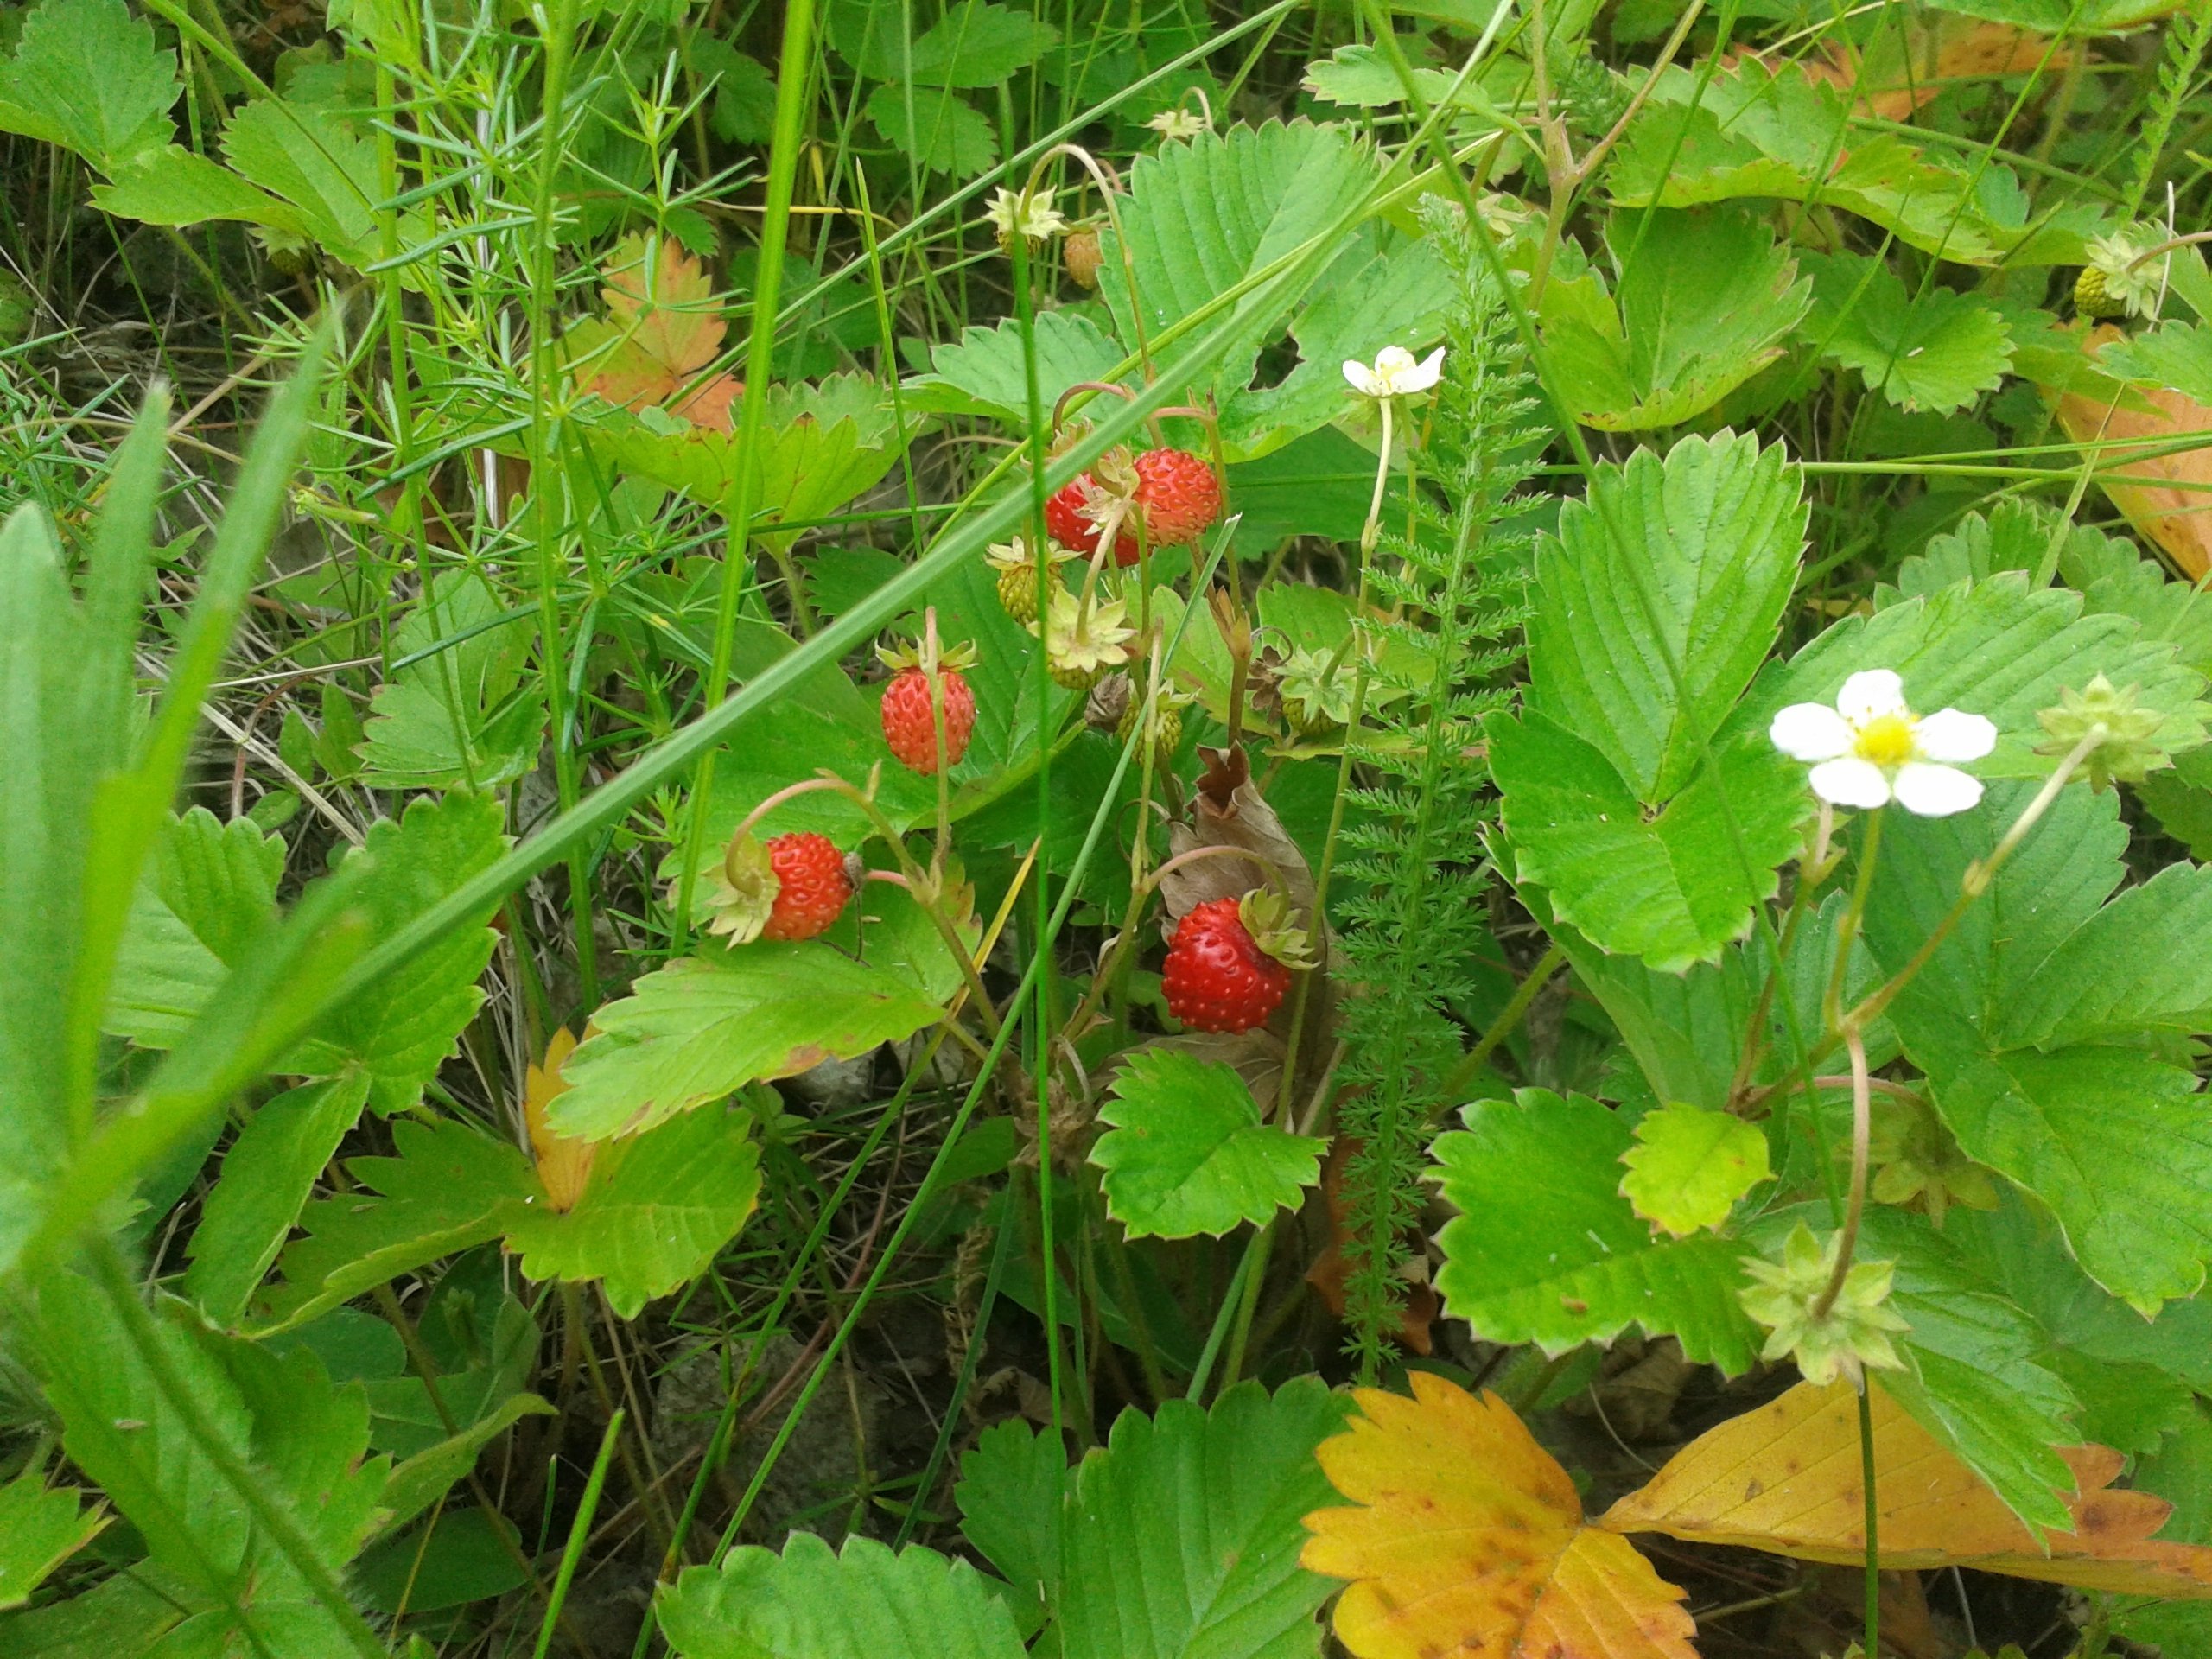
[1300,1373,1701,1659]
[1602,1379,2212,1599]
[2054,322,2212,581]
[524,1027,596,1212]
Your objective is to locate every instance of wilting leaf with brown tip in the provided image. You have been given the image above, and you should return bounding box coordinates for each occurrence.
[2053,323,2212,580]
[572,232,741,429]
[1602,1379,2212,1598]
[1301,1373,1701,1659]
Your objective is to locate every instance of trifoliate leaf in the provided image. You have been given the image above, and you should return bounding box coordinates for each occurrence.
[908,309,1128,424]
[1619,1103,1770,1236]
[1541,207,1810,430]
[1092,1050,1324,1238]
[1802,250,2014,414]
[219,98,384,265]
[1431,1090,1764,1371]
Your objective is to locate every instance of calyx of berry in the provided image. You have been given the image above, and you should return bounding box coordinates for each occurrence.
[1236,888,1316,972]
[877,633,980,677]
[705,830,778,943]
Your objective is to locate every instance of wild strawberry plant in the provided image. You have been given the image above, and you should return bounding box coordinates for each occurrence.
[5,1,2212,1656]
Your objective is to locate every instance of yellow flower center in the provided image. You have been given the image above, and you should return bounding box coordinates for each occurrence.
[1853,711,1918,769]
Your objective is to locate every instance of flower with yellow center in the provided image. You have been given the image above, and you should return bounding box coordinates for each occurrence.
[1769,668,1995,817]
[1343,344,1446,401]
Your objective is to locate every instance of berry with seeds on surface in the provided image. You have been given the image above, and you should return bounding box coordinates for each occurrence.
[985,536,1074,625]
[878,636,979,774]
[1129,447,1222,555]
[1065,228,1103,290]
[2075,264,2125,319]
[760,832,854,940]
[1160,890,1313,1033]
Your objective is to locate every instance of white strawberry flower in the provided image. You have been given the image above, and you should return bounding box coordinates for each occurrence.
[1343,345,1446,400]
[985,186,1066,242]
[1770,669,1996,817]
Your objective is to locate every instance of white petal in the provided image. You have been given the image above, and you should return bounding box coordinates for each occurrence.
[1402,345,1447,393]
[1344,359,1382,397]
[1808,756,1893,810]
[1913,708,1996,764]
[1836,669,1907,723]
[1373,346,1418,381]
[1770,702,1855,761]
[1892,761,1984,817]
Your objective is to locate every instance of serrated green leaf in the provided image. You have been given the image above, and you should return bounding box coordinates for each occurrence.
[261,1116,533,1331]
[506,1103,760,1317]
[0,1475,106,1610]
[553,942,950,1140]
[1098,122,1376,440]
[105,807,285,1049]
[955,1420,1063,1627]
[28,1274,388,1645]
[1541,207,1809,430]
[907,308,1128,424]
[2097,317,2212,404]
[864,82,996,177]
[0,0,177,171]
[219,99,381,264]
[582,376,910,543]
[680,33,775,143]
[2000,861,2212,1047]
[1091,1050,1324,1239]
[660,1533,1027,1659]
[1865,783,2212,1313]
[1490,711,1807,972]
[185,1071,372,1326]
[901,0,1058,87]
[1802,250,2013,414]
[1054,1379,1348,1659]
[1608,61,2087,266]
[296,791,505,1113]
[92,144,308,238]
[1431,1090,1763,1371]
[1619,1103,1770,1236]
[358,570,543,791]
[1527,431,1807,802]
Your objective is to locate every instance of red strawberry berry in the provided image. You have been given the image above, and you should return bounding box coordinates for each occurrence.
[1044,449,1222,567]
[1129,447,1222,552]
[1045,477,1096,554]
[1161,891,1313,1033]
[760,832,853,941]
[880,658,977,774]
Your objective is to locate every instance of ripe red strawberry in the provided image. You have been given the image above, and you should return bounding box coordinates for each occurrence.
[760,832,853,941]
[1045,476,1096,555]
[1161,891,1313,1033]
[1045,449,1222,567]
[1130,447,1222,551]
[880,642,979,774]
